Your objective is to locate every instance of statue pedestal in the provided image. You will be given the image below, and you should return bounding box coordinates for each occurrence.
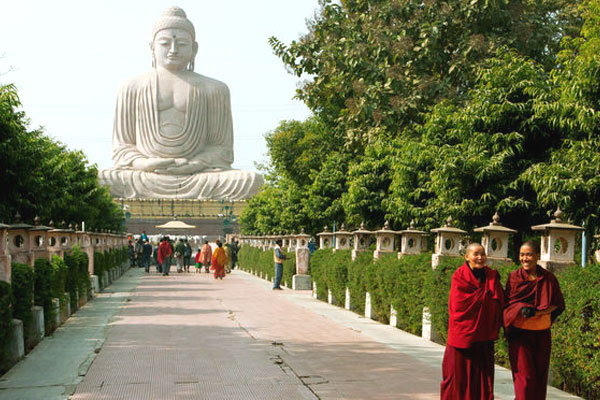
[116,198,246,238]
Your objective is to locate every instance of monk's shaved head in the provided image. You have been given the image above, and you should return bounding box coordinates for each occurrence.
[465,242,486,256]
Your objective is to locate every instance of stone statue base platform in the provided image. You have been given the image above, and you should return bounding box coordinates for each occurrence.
[100,169,263,200]
[117,198,245,238]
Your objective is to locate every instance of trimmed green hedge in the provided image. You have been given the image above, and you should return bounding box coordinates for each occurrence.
[93,247,127,288]
[50,255,68,307]
[550,263,600,398]
[11,263,34,341]
[0,280,12,346]
[64,250,88,311]
[33,258,56,333]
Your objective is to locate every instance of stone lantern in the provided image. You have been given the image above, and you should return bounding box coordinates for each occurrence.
[7,213,33,265]
[317,226,334,249]
[296,228,310,250]
[282,234,291,250]
[374,221,398,259]
[78,225,94,275]
[352,222,372,261]
[431,217,467,268]
[47,221,71,259]
[0,223,11,283]
[334,224,353,252]
[28,217,52,267]
[398,220,429,258]
[531,208,584,271]
[293,228,312,290]
[473,213,516,265]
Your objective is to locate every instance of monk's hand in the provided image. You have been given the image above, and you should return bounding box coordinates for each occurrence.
[520,307,536,318]
[132,157,176,172]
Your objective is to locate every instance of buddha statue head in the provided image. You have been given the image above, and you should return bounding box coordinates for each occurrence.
[150,7,198,72]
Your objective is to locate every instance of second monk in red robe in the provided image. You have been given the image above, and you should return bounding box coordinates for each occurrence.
[504,241,565,400]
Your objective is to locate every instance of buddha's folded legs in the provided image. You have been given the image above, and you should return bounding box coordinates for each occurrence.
[99,169,264,200]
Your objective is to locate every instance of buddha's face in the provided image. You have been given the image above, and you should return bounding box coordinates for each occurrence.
[152,28,197,71]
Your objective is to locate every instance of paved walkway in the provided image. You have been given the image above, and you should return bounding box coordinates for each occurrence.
[0,267,582,399]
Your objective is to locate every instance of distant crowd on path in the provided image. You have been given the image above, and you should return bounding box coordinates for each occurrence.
[127,233,240,280]
[441,240,565,400]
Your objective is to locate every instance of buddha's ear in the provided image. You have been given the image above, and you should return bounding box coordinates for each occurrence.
[192,41,199,58]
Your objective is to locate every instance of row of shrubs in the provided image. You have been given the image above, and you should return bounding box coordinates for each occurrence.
[240,246,600,399]
[0,246,128,373]
[238,246,296,288]
[94,248,128,288]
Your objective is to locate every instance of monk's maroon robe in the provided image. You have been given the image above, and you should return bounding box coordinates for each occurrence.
[441,263,505,400]
[504,266,564,400]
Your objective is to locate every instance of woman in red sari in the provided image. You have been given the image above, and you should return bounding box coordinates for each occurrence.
[441,243,505,400]
[211,240,227,280]
[504,241,564,400]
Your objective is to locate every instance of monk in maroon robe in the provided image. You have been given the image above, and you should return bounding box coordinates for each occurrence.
[441,243,505,400]
[504,241,564,400]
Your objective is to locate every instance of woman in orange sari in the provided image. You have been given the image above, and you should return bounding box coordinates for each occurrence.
[211,240,227,280]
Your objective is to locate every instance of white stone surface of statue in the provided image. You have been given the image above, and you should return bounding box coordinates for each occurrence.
[99,6,263,199]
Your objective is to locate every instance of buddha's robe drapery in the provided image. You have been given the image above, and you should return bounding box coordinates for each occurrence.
[99,70,263,199]
[504,266,564,400]
[441,262,505,400]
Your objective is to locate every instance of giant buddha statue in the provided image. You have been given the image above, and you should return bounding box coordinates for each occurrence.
[99,6,263,199]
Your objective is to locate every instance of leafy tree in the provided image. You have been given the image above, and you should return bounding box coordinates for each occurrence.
[0,83,123,230]
[270,0,580,148]
[387,48,560,233]
[521,0,600,234]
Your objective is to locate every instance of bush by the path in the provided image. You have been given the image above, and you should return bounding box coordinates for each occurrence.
[0,280,12,345]
[10,263,34,344]
[33,258,56,333]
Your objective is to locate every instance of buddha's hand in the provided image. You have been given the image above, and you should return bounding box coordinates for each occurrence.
[132,157,175,172]
[157,159,209,175]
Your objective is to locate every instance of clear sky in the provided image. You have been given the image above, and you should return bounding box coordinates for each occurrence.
[0,1,319,173]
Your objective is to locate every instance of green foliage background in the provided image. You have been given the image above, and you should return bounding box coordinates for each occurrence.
[240,0,600,261]
[0,83,122,230]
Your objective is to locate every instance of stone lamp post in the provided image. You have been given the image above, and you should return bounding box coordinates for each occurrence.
[0,223,11,283]
[334,224,352,252]
[431,217,467,268]
[293,228,312,290]
[352,222,372,261]
[374,221,398,259]
[78,226,95,275]
[473,213,516,266]
[317,226,334,249]
[7,213,33,265]
[398,220,429,258]
[296,228,311,250]
[282,234,291,250]
[28,217,52,267]
[531,208,584,271]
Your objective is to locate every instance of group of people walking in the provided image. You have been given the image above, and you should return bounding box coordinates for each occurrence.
[442,241,564,400]
[131,235,239,280]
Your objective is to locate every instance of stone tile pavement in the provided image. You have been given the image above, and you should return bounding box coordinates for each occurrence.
[0,267,582,399]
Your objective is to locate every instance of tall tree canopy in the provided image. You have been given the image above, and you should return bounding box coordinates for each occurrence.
[0,83,123,230]
[241,0,600,242]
